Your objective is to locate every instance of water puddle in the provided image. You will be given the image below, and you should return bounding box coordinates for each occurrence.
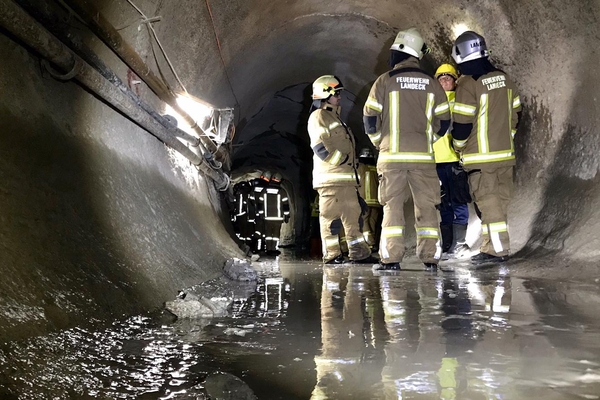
[1,261,600,399]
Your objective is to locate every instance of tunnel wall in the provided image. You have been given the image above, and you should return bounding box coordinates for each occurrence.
[0,25,241,342]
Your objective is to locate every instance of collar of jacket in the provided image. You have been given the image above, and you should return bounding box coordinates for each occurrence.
[392,57,420,70]
[321,103,341,115]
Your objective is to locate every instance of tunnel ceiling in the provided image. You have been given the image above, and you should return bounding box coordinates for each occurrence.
[146,0,599,132]
[208,0,494,121]
[148,0,496,119]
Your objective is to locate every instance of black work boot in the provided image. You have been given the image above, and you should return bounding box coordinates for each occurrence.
[324,254,345,265]
[372,262,401,271]
[423,263,438,271]
[440,224,453,253]
[470,252,508,265]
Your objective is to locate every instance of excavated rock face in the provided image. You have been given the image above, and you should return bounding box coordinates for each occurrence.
[0,0,598,341]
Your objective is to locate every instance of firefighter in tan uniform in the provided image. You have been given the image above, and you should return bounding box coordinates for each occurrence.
[357,148,382,250]
[308,75,376,265]
[364,28,451,271]
[450,31,522,265]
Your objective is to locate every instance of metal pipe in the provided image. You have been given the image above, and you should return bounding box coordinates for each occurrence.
[14,0,204,151]
[0,0,228,190]
[61,0,219,153]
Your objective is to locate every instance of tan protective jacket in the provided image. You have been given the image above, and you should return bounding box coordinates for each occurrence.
[308,104,359,189]
[363,58,451,171]
[452,71,522,170]
[358,163,380,207]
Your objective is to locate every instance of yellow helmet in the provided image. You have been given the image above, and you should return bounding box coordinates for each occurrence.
[390,28,430,59]
[312,75,344,100]
[435,63,459,80]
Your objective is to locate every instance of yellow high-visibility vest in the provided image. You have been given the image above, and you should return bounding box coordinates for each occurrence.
[433,91,459,163]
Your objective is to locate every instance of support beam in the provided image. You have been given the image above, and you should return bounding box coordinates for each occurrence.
[0,0,228,190]
[14,0,204,149]
[61,0,220,153]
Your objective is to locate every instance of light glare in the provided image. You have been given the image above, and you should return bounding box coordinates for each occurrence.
[452,23,470,39]
[175,94,212,123]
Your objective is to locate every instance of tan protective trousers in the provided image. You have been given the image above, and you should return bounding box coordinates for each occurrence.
[339,206,380,252]
[468,166,513,256]
[378,168,441,264]
[318,186,371,262]
[363,207,381,248]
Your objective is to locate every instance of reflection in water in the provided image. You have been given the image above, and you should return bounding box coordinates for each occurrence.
[1,262,600,399]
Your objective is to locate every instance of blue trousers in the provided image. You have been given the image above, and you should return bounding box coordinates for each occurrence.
[436,162,469,225]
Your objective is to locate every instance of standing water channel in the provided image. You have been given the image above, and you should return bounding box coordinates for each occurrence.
[1,260,600,399]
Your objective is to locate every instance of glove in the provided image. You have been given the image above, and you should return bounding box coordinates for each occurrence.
[357,194,369,216]
[450,165,472,203]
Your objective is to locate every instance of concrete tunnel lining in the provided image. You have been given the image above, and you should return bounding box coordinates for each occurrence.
[0,0,599,342]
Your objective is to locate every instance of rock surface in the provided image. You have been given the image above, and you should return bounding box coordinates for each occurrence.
[165,293,231,319]
[204,372,257,400]
[224,258,258,282]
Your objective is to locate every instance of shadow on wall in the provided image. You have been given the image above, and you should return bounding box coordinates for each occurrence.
[0,106,231,342]
[0,110,147,341]
[516,32,600,259]
[517,123,600,258]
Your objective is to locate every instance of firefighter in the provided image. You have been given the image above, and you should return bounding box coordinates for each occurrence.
[450,31,522,265]
[270,172,290,223]
[261,172,289,254]
[308,75,376,264]
[250,172,270,253]
[364,28,451,271]
[232,181,253,246]
[357,148,382,250]
[433,64,470,258]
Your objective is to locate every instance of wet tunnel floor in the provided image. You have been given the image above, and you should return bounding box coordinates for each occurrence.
[1,260,600,399]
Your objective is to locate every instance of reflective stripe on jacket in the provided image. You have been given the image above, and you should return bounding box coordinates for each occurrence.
[433,91,460,163]
[358,163,381,207]
[453,71,522,169]
[308,105,359,188]
[363,58,451,171]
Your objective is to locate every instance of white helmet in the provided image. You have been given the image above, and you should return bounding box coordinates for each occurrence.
[390,28,430,59]
[260,171,272,182]
[272,172,282,183]
[312,75,344,100]
[452,31,489,64]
